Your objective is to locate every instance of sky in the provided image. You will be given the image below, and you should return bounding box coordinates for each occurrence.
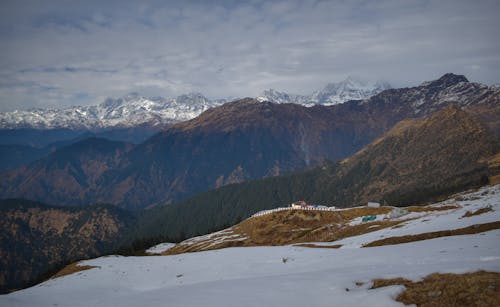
[0,0,499,111]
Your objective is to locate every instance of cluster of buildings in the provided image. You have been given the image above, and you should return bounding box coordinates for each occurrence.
[290,200,381,209]
[290,200,330,209]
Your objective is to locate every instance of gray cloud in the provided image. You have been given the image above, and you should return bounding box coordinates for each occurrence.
[0,0,499,111]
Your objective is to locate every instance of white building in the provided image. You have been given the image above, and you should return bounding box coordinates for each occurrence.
[367,202,381,208]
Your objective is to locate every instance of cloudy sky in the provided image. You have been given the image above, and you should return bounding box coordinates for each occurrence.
[0,0,499,111]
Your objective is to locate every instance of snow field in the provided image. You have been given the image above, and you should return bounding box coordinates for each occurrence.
[1,185,499,307]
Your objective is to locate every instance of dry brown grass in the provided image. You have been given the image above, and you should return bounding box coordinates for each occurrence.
[490,174,500,185]
[329,220,405,242]
[165,202,489,255]
[234,210,344,246]
[372,277,412,288]
[363,221,500,247]
[485,153,500,184]
[371,271,500,307]
[235,209,407,246]
[294,243,342,249]
[164,232,246,255]
[486,152,500,169]
[462,207,493,218]
[406,205,459,213]
[51,263,98,279]
[336,207,392,220]
[166,209,412,255]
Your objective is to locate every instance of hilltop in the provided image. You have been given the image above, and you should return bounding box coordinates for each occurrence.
[161,185,500,254]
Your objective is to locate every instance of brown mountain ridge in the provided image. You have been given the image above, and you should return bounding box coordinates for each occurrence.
[0,73,499,209]
[135,104,499,241]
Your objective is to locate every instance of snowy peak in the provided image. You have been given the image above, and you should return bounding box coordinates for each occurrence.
[0,93,227,130]
[311,77,391,105]
[257,89,309,105]
[259,77,392,106]
[0,74,495,130]
[420,73,468,88]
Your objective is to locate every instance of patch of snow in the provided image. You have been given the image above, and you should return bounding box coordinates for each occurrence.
[1,185,498,307]
[146,243,175,255]
[324,185,500,248]
[2,231,499,307]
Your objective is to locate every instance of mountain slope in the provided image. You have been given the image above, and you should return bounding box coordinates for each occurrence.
[0,144,50,172]
[1,74,499,209]
[0,199,135,293]
[314,105,499,205]
[0,138,134,207]
[135,106,499,240]
[162,184,500,253]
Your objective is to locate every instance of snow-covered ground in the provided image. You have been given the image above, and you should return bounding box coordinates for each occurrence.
[328,184,500,248]
[1,185,499,307]
[2,232,499,307]
[145,243,175,255]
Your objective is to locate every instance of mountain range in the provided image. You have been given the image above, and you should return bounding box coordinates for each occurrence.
[0,77,390,130]
[0,93,228,130]
[0,73,498,210]
[135,105,500,240]
[258,77,391,105]
[1,73,500,294]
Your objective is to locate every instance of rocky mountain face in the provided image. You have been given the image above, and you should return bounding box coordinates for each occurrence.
[0,74,498,210]
[258,77,391,105]
[0,199,135,293]
[0,93,229,130]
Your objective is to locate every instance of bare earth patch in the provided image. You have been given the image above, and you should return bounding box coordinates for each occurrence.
[294,243,342,249]
[371,271,500,307]
[462,207,493,218]
[51,263,99,279]
[336,207,392,220]
[406,204,459,213]
[363,221,500,247]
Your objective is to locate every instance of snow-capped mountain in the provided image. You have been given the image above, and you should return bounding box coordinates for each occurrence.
[6,74,495,131]
[0,93,229,130]
[0,78,390,130]
[258,77,392,106]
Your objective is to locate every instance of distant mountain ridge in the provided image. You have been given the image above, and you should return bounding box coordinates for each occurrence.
[1,74,498,210]
[0,77,391,130]
[258,77,391,105]
[1,75,497,131]
[0,93,229,130]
